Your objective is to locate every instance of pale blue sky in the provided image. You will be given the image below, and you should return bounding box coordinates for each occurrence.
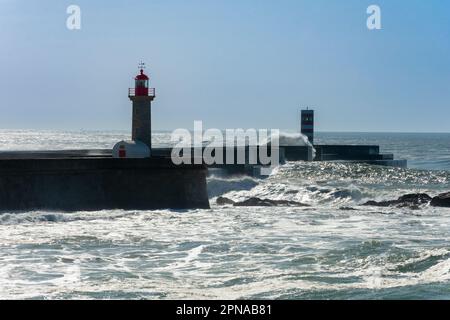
[1,0,449,132]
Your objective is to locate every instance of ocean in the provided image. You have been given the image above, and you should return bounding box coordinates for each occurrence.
[0,130,449,299]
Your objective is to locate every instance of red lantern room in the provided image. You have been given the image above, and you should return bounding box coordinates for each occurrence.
[134,69,149,96]
[128,63,155,98]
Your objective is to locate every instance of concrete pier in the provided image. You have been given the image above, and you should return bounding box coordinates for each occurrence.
[0,156,209,211]
[284,145,407,168]
[153,145,406,168]
[0,142,406,212]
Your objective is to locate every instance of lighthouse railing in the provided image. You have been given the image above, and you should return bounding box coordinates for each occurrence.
[128,88,156,97]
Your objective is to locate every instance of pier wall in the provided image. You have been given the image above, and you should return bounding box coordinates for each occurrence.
[0,158,210,211]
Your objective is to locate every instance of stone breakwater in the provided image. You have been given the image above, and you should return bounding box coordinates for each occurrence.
[215,193,450,209]
[363,192,450,209]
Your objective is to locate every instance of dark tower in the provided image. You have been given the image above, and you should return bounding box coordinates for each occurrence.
[128,66,155,150]
[301,109,314,144]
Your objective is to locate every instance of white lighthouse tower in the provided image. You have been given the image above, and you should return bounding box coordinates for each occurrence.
[113,63,156,158]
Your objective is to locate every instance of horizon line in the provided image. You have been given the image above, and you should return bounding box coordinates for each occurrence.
[0,128,449,135]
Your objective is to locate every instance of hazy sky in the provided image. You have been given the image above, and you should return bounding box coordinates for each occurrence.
[1,0,449,132]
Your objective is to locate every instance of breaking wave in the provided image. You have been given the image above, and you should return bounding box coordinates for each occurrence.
[207,175,260,198]
[263,131,316,159]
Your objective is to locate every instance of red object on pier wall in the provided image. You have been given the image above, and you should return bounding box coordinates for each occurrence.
[118,145,126,158]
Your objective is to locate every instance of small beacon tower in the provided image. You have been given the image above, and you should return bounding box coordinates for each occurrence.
[301,108,314,144]
[113,64,156,158]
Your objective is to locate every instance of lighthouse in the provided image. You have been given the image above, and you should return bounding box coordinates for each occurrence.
[113,64,156,158]
[130,65,155,148]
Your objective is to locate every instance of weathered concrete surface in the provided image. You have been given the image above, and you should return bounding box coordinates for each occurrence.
[0,157,209,211]
[0,149,112,159]
[314,145,380,161]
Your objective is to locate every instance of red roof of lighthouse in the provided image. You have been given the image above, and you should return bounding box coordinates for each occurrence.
[135,69,149,80]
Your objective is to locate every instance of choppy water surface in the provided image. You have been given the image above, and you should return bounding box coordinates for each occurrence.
[0,131,449,299]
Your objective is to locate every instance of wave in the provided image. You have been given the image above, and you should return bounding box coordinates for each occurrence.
[0,210,140,225]
[211,160,450,209]
[353,248,450,290]
[207,175,260,198]
[263,131,316,159]
[261,131,312,147]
